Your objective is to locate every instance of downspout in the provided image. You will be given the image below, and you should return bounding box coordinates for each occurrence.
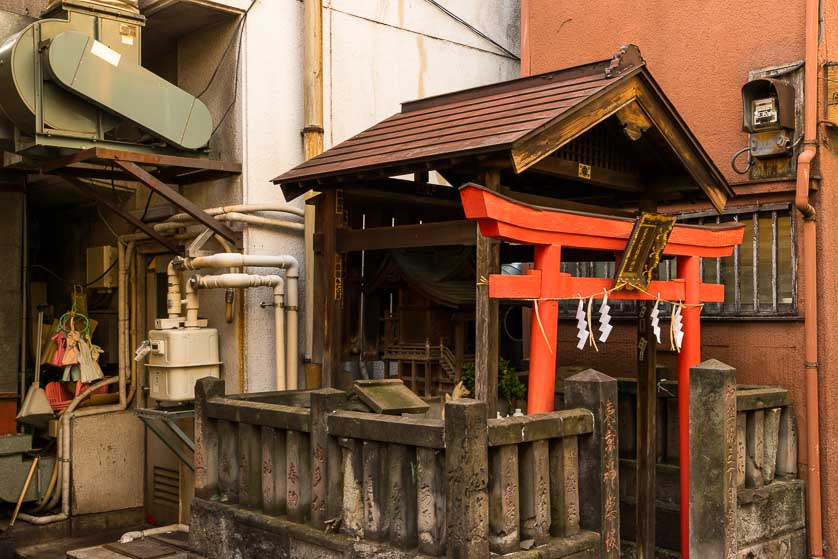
[303,0,324,379]
[798,0,823,556]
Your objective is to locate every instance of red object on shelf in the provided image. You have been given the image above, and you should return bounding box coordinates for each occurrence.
[45,381,107,412]
[0,393,17,435]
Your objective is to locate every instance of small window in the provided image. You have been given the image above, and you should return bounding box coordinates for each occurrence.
[682,205,796,317]
[556,205,797,319]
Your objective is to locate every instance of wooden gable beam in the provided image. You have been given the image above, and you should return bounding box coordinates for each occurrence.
[527,155,644,192]
[510,77,639,173]
[509,73,732,213]
[632,76,731,213]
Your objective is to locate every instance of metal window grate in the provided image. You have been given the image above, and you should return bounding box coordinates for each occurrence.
[553,204,797,319]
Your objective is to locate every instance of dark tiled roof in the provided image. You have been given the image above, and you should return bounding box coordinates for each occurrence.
[273,49,636,188]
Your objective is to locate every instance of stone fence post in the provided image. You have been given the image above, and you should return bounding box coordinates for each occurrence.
[309,388,346,529]
[194,377,225,500]
[444,399,489,558]
[689,359,737,558]
[564,369,620,559]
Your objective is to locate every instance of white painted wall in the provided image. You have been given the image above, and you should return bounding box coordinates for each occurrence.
[212,0,520,392]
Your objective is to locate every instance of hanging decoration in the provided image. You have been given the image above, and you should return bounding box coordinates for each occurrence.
[575,297,589,350]
[598,290,613,343]
[670,303,684,352]
[650,296,662,344]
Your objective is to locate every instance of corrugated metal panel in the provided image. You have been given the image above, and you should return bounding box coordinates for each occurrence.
[275,62,617,186]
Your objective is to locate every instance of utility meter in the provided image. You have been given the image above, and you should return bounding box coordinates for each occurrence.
[741,78,796,158]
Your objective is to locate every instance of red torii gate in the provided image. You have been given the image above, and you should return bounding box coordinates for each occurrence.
[460,183,744,553]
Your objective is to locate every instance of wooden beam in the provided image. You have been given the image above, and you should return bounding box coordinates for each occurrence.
[527,156,644,193]
[475,171,501,415]
[632,78,732,212]
[336,220,475,252]
[102,147,242,173]
[115,159,238,243]
[60,175,181,254]
[314,190,342,388]
[636,198,658,559]
[499,186,636,218]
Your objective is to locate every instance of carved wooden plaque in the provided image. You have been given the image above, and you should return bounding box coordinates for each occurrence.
[614,213,676,291]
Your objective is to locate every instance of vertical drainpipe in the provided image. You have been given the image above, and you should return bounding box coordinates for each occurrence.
[520,0,530,76]
[303,0,324,388]
[798,0,823,556]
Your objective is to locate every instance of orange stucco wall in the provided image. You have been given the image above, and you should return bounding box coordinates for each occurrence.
[525,0,838,555]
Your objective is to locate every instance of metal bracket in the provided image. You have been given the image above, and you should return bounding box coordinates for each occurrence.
[187,227,215,257]
[134,406,195,471]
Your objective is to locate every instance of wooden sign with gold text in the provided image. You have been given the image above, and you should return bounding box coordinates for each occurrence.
[614,213,677,291]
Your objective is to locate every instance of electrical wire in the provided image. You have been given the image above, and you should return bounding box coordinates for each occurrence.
[31,260,119,288]
[730,146,753,175]
[197,0,259,140]
[421,0,520,60]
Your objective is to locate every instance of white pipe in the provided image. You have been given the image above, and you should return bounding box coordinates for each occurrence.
[189,274,286,390]
[216,212,304,232]
[177,254,299,389]
[166,260,183,319]
[169,203,304,221]
[118,242,135,408]
[119,524,189,544]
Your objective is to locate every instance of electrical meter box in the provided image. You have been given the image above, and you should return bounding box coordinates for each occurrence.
[741,77,796,158]
[146,327,221,402]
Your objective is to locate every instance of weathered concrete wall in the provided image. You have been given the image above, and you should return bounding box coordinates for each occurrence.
[0,189,22,395]
[235,0,520,392]
[70,410,145,515]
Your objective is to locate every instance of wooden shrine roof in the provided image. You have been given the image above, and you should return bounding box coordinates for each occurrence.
[273,45,733,212]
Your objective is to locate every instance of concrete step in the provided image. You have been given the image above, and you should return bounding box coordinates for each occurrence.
[67,532,204,559]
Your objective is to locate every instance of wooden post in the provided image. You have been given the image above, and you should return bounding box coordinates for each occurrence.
[689,359,737,558]
[636,300,657,558]
[565,370,620,559]
[314,189,342,388]
[475,170,500,414]
[445,399,489,558]
[194,378,224,500]
[310,389,345,528]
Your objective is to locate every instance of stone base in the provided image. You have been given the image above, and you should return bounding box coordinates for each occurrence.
[622,528,806,559]
[190,497,601,559]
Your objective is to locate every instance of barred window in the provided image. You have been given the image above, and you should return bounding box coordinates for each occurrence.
[552,204,797,318]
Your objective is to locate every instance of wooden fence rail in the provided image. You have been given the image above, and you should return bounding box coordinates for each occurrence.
[193,371,619,558]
